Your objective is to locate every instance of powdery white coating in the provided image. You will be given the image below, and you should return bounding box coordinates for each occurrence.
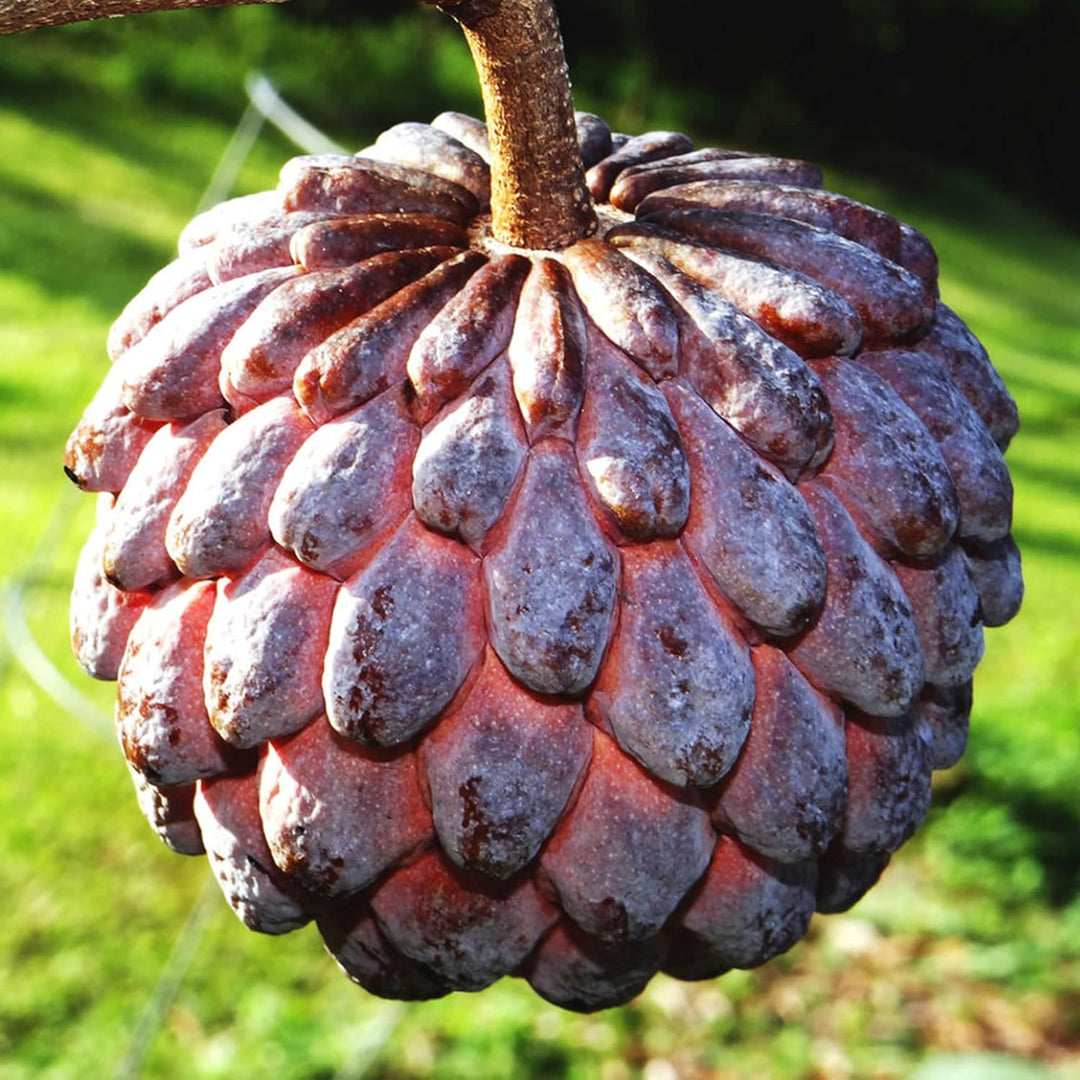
[484,441,619,696]
[407,253,531,423]
[915,680,973,771]
[319,899,451,1000]
[323,516,486,746]
[893,545,984,688]
[712,646,847,863]
[259,715,431,897]
[610,228,863,360]
[613,148,756,174]
[178,191,279,253]
[206,209,336,285]
[840,711,933,855]
[665,837,817,978]
[667,382,827,636]
[423,649,592,879]
[103,410,227,590]
[897,223,939,288]
[611,156,823,212]
[203,547,338,748]
[541,731,715,946]
[585,131,695,202]
[525,922,666,1012]
[962,535,1024,628]
[641,208,934,345]
[127,765,204,856]
[430,111,490,162]
[66,110,1026,1010]
[294,251,486,424]
[590,542,754,788]
[361,122,492,208]
[195,772,310,935]
[70,521,151,681]
[575,333,690,542]
[636,181,905,266]
[816,358,959,558]
[117,267,298,422]
[858,348,1012,543]
[412,359,528,550]
[921,302,1019,449]
[107,251,213,361]
[166,395,313,579]
[562,238,680,380]
[507,259,587,441]
[789,484,925,717]
[333,154,481,216]
[631,250,834,478]
[220,248,452,410]
[116,580,241,787]
[371,850,558,991]
[64,361,160,493]
[279,154,477,225]
[574,112,614,170]
[290,213,468,272]
[269,389,416,580]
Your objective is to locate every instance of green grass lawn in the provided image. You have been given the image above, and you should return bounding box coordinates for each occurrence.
[1,8,1077,1079]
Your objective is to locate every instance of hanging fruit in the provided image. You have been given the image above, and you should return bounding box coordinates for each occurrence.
[64,0,1021,1011]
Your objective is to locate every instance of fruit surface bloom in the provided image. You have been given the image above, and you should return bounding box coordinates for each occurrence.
[67,112,1021,1010]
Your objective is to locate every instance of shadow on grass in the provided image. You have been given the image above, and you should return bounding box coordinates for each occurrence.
[1001,371,1080,409]
[1010,527,1080,562]
[3,81,270,203]
[0,171,170,317]
[1007,452,1080,491]
[1005,412,1080,444]
[943,267,1079,333]
[0,7,474,193]
[0,380,48,408]
[934,764,1080,911]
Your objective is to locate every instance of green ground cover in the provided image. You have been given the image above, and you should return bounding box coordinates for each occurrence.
[1,8,1077,1078]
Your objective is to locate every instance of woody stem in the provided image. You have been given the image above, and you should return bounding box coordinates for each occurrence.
[425,0,596,250]
[0,0,287,35]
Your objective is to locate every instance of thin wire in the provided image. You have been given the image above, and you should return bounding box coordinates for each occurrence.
[244,72,349,157]
[113,874,223,1080]
[194,70,349,214]
[0,485,113,742]
[335,1002,409,1079]
[0,575,115,739]
[0,67,346,736]
[195,96,268,214]
[1,75,364,1078]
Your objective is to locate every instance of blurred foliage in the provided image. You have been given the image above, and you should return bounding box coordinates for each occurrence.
[0,5,481,150]
[2,0,1074,222]
[276,0,1078,226]
[0,3,1078,1077]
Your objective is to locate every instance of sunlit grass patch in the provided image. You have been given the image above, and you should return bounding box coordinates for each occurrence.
[1,11,1078,1077]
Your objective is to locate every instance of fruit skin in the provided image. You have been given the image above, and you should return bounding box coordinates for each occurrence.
[67,110,1022,1011]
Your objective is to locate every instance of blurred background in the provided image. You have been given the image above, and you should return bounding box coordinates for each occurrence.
[0,1,1077,1077]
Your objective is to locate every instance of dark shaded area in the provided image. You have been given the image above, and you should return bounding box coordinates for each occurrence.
[565,0,1077,231]
[3,3,1073,224]
[930,744,1080,910]
[286,0,1078,228]
[0,5,480,148]
[0,171,166,314]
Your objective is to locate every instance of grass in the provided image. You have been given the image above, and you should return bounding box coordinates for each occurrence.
[1,7,1078,1079]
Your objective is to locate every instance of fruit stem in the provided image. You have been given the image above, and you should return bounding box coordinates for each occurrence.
[425,0,597,250]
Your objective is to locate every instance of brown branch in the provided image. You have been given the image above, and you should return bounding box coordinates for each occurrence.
[0,0,289,36]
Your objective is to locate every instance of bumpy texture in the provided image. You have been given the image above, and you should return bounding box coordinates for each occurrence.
[67,111,1023,1011]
